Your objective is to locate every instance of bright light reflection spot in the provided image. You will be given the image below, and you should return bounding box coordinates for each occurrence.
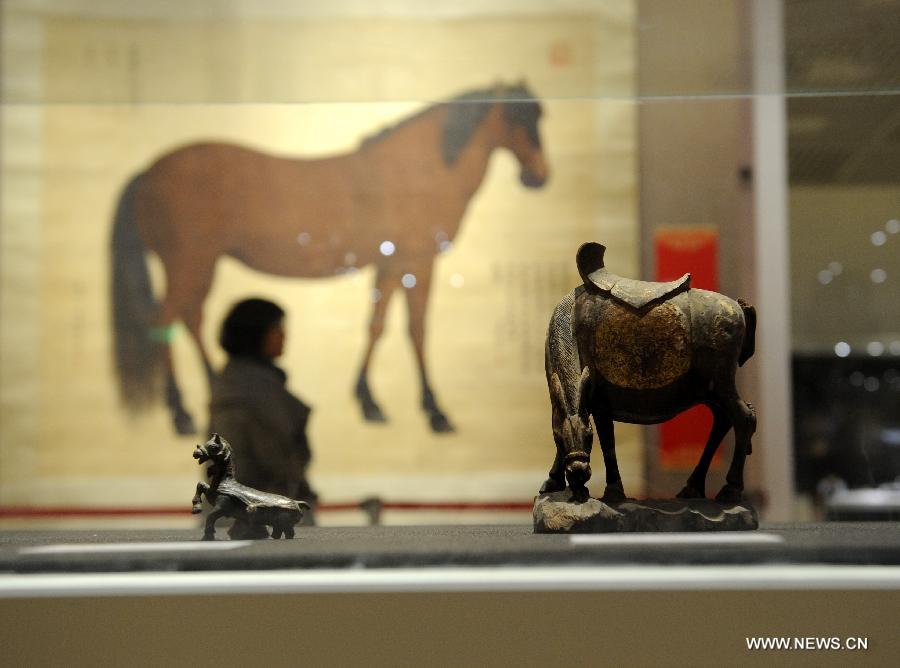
[817,270,833,285]
[890,341,900,356]
[439,240,453,253]
[834,341,851,358]
[401,273,417,289]
[871,231,887,246]
[886,219,900,234]
[297,232,311,246]
[379,241,396,256]
[870,268,887,283]
[864,376,880,392]
[867,341,885,357]
[371,288,382,303]
[828,262,843,275]
[449,273,465,288]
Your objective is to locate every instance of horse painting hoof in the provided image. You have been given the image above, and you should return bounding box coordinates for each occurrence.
[428,411,455,433]
[361,401,388,423]
[676,485,705,500]
[191,504,203,515]
[173,410,197,436]
[715,484,744,503]
[539,476,566,494]
[601,484,626,503]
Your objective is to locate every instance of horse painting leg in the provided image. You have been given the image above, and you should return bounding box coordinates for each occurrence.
[155,303,196,436]
[355,268,399,422]
[157,255,218,435]
[355,271,397,421]
[595,415,626,502]
[676,404,732,499]
[163,346,196,435]
[183,305,215,387]
[403,263,454,433]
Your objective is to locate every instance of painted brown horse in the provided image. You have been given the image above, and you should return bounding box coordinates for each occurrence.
[112,83,549,434]
[543,242,757,503]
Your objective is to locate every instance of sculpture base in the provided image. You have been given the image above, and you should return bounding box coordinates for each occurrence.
[533,490,758,533]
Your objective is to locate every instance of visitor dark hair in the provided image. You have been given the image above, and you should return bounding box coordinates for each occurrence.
[219,298,285,357]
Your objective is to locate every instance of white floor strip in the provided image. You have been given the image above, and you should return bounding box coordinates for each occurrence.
[570,533,785,546]
[1,565,899,598]
[19,541,251,555]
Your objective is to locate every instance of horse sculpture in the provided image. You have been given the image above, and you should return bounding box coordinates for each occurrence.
[543,242,757,503]
[111,82,548,434]
[191,433,311,540]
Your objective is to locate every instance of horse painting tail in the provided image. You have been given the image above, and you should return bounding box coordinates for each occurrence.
[737,299,757,367]
[110,173,162,412]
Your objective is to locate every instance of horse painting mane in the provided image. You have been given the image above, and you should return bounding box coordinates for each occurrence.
[360,84,543,167]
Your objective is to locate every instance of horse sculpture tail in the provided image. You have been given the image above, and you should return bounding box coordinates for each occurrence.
[111,173,161,411]
[737,299,756,367]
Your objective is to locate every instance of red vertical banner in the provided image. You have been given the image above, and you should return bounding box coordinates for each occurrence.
[655,226,719,469]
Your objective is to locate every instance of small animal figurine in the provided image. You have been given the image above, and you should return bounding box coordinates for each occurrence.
[191,433,311,540]
[544,242,757,503]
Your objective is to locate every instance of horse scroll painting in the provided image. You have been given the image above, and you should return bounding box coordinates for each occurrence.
[111,83,549,435]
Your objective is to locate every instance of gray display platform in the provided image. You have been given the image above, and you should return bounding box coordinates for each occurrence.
[1,523,899,574]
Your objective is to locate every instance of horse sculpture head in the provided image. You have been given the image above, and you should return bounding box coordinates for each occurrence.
[441,81,549,189]
[549,368,593,496]
[193,432,233,467]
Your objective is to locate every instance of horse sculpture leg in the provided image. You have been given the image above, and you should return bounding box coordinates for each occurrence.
[709,378,756,502]
[541,445,567,494]
[717,398,756,502]
[594,415,626,502]
[355,268,400,422]
[676,404,732,499]
[191,482,209,513]
[403,262,454,433]
[202,499,229,540]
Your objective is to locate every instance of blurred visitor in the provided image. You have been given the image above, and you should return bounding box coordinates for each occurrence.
[209,297,317,536]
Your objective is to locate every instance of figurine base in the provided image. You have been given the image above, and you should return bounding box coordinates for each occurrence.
[533,490,758,533]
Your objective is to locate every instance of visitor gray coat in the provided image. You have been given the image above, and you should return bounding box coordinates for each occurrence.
[208,356,316,505]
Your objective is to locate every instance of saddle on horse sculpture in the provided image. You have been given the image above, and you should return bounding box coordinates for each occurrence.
[576,242,691,312]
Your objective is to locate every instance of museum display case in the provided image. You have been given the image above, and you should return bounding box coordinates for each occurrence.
[1,0,898,663]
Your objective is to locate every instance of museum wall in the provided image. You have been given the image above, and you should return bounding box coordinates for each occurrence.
[635,0,761,497]
[0,1,639,513]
